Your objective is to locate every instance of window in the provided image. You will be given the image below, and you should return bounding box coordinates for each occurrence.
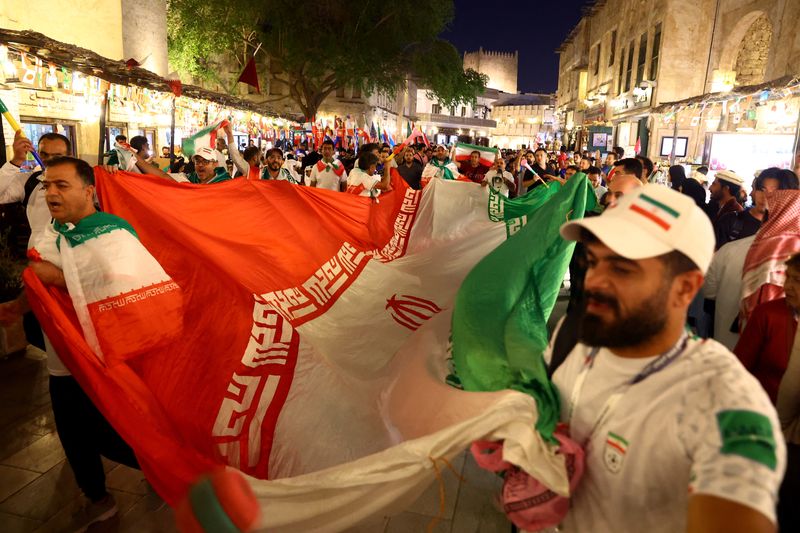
[650,24,662,80]
[336,86,345,98]
[609,30,617,66]
[624,40,634,92]
[352,86,362,99]
[431,103,441,115]
[461,106,466,117]
[593,44,600,76]
[636,32,648,85]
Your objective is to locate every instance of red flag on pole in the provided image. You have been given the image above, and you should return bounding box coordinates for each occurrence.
[237,56,261,93]
[634,137,641,155]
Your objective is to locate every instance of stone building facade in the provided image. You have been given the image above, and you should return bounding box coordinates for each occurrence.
[556,0,800,162]
[492,94,557,150]
[463,48,519,94]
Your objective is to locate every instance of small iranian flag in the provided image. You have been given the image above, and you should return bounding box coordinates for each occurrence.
[629,193,680,230]
[606,432,628,455]
[454,143,498,169]
[182,120,229,157]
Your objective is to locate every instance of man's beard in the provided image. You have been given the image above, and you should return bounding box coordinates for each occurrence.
[578,282,670,348]
[268,162,281,171]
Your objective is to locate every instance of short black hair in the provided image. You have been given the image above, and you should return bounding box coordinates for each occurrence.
[612,146,624,159]
[724,182,742,199]
[243,146,260,162]
[114,134,127,142]
[787,252,800,271]
[266,148,284,159]
[587,165,602,175]
[321,139,335,148]
[46,156,95,186]
[129,135,148,152]
[566,165,579,172]
[38,132,71,153]
[758,167,800,190]
[635,155,654,177]
[696,165,709,175]
[614,158,644,179]
[358,152,379,171]
[360,143,380,156]
[534,147,548,156]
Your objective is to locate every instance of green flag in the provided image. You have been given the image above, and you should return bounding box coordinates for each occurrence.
[451,174,592,444]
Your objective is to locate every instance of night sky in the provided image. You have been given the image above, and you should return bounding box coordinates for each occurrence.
[441,0,589,94]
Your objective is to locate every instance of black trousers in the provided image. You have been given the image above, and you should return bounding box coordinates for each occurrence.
[778,443,800,532]
[49,375,139,502]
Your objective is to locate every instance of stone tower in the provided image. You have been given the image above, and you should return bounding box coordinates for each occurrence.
[463,47,519,94]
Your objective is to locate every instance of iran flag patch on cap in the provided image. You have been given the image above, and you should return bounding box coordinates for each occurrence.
[629,193,681,230]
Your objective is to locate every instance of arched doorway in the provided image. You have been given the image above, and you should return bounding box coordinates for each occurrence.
[732,14,773,86]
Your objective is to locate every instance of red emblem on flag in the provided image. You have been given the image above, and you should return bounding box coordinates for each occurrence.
[385,294,443,331]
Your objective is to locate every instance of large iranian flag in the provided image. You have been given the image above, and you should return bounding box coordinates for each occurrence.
[24,170,591,531]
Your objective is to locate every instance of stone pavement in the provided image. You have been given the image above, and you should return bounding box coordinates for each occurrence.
[0,291,568,532]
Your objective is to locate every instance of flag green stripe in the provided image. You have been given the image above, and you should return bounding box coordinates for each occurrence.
[456,142,498,154]
[608,431,629,446]
[451,174,592,444]
[640,194,680,218]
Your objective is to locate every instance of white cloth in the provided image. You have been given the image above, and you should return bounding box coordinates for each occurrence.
[346,168,380,197]
[702,235,754,350]
[593,184,608,202]
[0,162,52,248]
[309,159,347,191]
[483,170,514,197]
[552,337,785,532]
[31,225,71,376]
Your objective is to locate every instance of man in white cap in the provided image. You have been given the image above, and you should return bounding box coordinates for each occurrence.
[552,184,785,532]
[132,146,232,184]
[710,169,744,223]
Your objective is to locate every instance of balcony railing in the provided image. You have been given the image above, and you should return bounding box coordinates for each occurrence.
[415,113,497,128]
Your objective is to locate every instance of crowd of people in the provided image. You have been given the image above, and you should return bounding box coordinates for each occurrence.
[1,121,800,532]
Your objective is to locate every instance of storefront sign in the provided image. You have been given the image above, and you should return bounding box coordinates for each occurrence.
[17,87,86,121]
[611,87,652,116]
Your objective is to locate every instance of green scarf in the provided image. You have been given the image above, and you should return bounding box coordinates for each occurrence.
[54,212,138,250]
[430,157,456,180]
[261,167,300,184]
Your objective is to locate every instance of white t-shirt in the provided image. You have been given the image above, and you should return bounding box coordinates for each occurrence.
[552,336,785,532]
[346,168,380,197]
[0,162,52,248]
[703,235,755,351]
[483,169,514,197]
[310,159,347,191]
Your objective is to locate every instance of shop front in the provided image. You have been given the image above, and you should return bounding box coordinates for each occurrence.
[653,76,800,190]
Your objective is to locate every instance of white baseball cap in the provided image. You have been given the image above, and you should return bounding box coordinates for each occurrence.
[560,184,715,273]
[192,146,218,162]
[714,169,745,186]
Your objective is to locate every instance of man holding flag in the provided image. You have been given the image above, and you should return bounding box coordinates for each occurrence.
[131,146,232,184]
[422,145,460,183]
[309,139,347,191]
[551,185,784,532]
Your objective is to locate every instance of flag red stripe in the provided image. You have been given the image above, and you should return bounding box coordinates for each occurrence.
[629,204,671,230]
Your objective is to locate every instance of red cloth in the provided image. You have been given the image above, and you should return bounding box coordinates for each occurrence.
[734,297,798,403]
[458,162,487,184]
